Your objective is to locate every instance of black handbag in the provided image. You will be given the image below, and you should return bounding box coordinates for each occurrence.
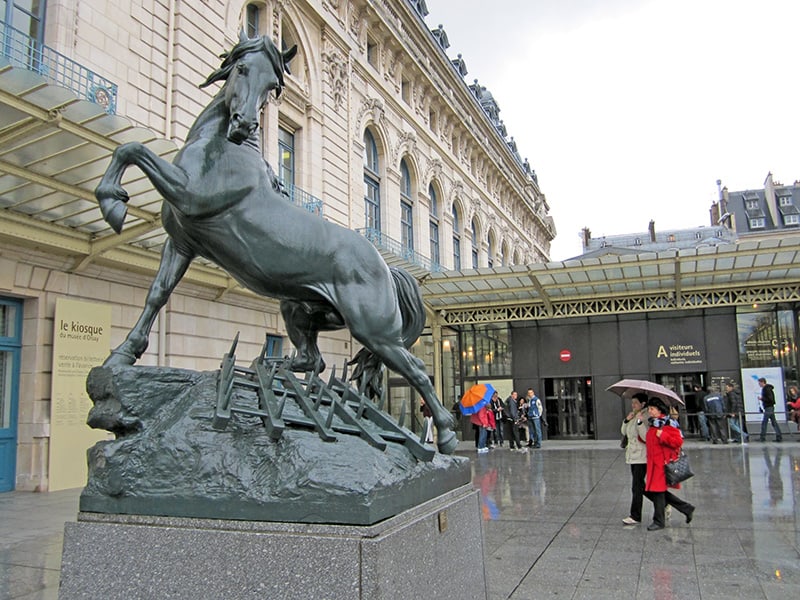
[620,434,628,449]
[664,450,694,485]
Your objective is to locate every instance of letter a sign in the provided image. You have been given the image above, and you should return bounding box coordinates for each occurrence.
[657,345,668,358]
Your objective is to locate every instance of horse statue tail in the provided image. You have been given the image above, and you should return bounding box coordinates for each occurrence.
[349,266,425,398]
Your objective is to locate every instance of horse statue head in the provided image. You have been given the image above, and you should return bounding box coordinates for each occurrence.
[200,31,297,144]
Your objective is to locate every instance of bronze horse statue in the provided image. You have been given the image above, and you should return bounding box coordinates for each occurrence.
[94,32,457,454]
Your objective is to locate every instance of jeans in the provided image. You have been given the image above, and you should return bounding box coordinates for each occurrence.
[477,426,488,449]
[527,417,542,447]
[760,406,783,441]
[491,419,504,445]
[697,411,709,440]
[728,415,748,442]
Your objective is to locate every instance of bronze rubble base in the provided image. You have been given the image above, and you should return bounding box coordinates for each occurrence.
[80,365,470,525]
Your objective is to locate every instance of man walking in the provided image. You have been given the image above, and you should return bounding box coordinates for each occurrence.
[525,388,544,449]
[758,377,783,442]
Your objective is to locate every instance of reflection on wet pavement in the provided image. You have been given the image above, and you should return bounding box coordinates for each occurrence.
[464,440,800,599]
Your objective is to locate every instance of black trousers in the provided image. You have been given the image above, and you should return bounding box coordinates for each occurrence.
[505,421,521,448]
[644,490,694,527]
[629,463,647,522]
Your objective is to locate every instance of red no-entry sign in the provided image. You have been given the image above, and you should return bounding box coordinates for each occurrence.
[559,349,572,362]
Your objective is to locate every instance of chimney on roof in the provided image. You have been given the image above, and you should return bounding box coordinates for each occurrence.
[581,227,591,249]
[648,220,656,243]
[710,201,720,227]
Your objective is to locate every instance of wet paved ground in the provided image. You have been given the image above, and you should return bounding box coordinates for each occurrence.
[1,439,799,599]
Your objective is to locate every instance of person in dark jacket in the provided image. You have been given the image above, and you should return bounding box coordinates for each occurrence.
[758,377,783,442]
[643,397,695,530]
[725,381,748,443]
[703,386,728,444]
[505,391,523,450]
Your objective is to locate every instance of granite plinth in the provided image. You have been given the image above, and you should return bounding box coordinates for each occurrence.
[60,485,487,600]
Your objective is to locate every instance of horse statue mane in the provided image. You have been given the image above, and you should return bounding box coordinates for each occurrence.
[200,30,297,96]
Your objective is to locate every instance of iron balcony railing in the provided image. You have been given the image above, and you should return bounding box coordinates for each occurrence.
[0,21,118,114]
[356,227,443,273]
[280,181,324,216]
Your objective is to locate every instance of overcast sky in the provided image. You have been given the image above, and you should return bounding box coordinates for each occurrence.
[425,0,800,260]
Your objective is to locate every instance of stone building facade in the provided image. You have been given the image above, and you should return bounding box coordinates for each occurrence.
[0,0,553,490]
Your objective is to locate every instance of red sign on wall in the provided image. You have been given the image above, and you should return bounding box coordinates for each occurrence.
[559,349,572,362]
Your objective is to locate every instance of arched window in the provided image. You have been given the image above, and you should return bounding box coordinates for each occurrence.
[363,130,381,232]
[452,205,461,269]
[471,219,479,268]
[428,184,440,268]
[400,159,413,254]
[487,232,495,268]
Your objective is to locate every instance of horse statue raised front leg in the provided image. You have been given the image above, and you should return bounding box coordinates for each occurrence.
[94,31,458,454]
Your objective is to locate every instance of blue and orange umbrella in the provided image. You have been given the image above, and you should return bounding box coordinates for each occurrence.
[459,383,496,415]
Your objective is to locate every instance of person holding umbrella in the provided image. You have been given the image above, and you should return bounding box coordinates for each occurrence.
[460,383,496,454]
[643,397,695,530]
[621,393,649,525]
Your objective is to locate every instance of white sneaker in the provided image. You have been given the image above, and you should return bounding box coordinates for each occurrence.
[477,447,489,454]
[622,517,639,525]
[666,506,672,520]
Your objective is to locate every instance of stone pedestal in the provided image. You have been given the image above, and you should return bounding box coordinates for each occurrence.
[59,485,488,600]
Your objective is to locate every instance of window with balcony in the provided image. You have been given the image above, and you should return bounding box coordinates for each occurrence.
[429,184,440,267]
[3,0,46,67]
[278,127,295,190]
[364,130,381,232]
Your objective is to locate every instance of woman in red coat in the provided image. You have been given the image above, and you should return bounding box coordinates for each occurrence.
[643,397,696,530]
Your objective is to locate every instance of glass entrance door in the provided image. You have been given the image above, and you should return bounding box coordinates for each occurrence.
[0,299,22,492]
[542,377,594,439]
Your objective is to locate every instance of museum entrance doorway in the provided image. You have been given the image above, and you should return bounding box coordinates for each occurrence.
[542,377,594,440]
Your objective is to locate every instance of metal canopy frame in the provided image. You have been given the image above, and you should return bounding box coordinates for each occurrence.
[421,238,800,325]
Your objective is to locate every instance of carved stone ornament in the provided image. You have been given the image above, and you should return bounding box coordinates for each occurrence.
[392,131,416,163]
[355,97,385,136]
[323,50,348,110]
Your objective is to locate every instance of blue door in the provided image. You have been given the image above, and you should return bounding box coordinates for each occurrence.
[0,299,22,492]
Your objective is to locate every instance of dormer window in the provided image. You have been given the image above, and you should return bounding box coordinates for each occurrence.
[779,195,793,207]
[749,217,765,229]
[745,199,760,210]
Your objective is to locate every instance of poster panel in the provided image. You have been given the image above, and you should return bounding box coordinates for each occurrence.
[49,298,112,491]
[740,367,785,419]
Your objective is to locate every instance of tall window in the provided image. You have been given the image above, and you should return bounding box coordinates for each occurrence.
[400,160,413,254]
[487,233,494,268]
[246,3,261,38]
[278,127,294,189]
[452,206,461,269]
[363,130,381,232]
[429,184,440,267]
[4,0,46,67]
[471,220,479,268]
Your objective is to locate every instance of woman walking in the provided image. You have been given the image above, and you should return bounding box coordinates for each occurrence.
[621,393,649,525]
[643,397,695,531]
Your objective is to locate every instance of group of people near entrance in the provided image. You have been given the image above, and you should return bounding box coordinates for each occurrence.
[621,394,695,531]
[469,388,545,453]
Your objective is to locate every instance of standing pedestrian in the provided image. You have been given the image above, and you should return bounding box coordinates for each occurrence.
[621,393,649,525]
[490,391,505,448]
[471,404,491,454]
[703,385,728,444]
[419,398,434,444]
[505,391,523,450]
[525,388,544,449]
[758,377,783,442]
[643,397,695,530]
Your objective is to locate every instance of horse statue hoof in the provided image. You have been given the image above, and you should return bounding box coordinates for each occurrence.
[437,430,458,455]
[98,197,128,234]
